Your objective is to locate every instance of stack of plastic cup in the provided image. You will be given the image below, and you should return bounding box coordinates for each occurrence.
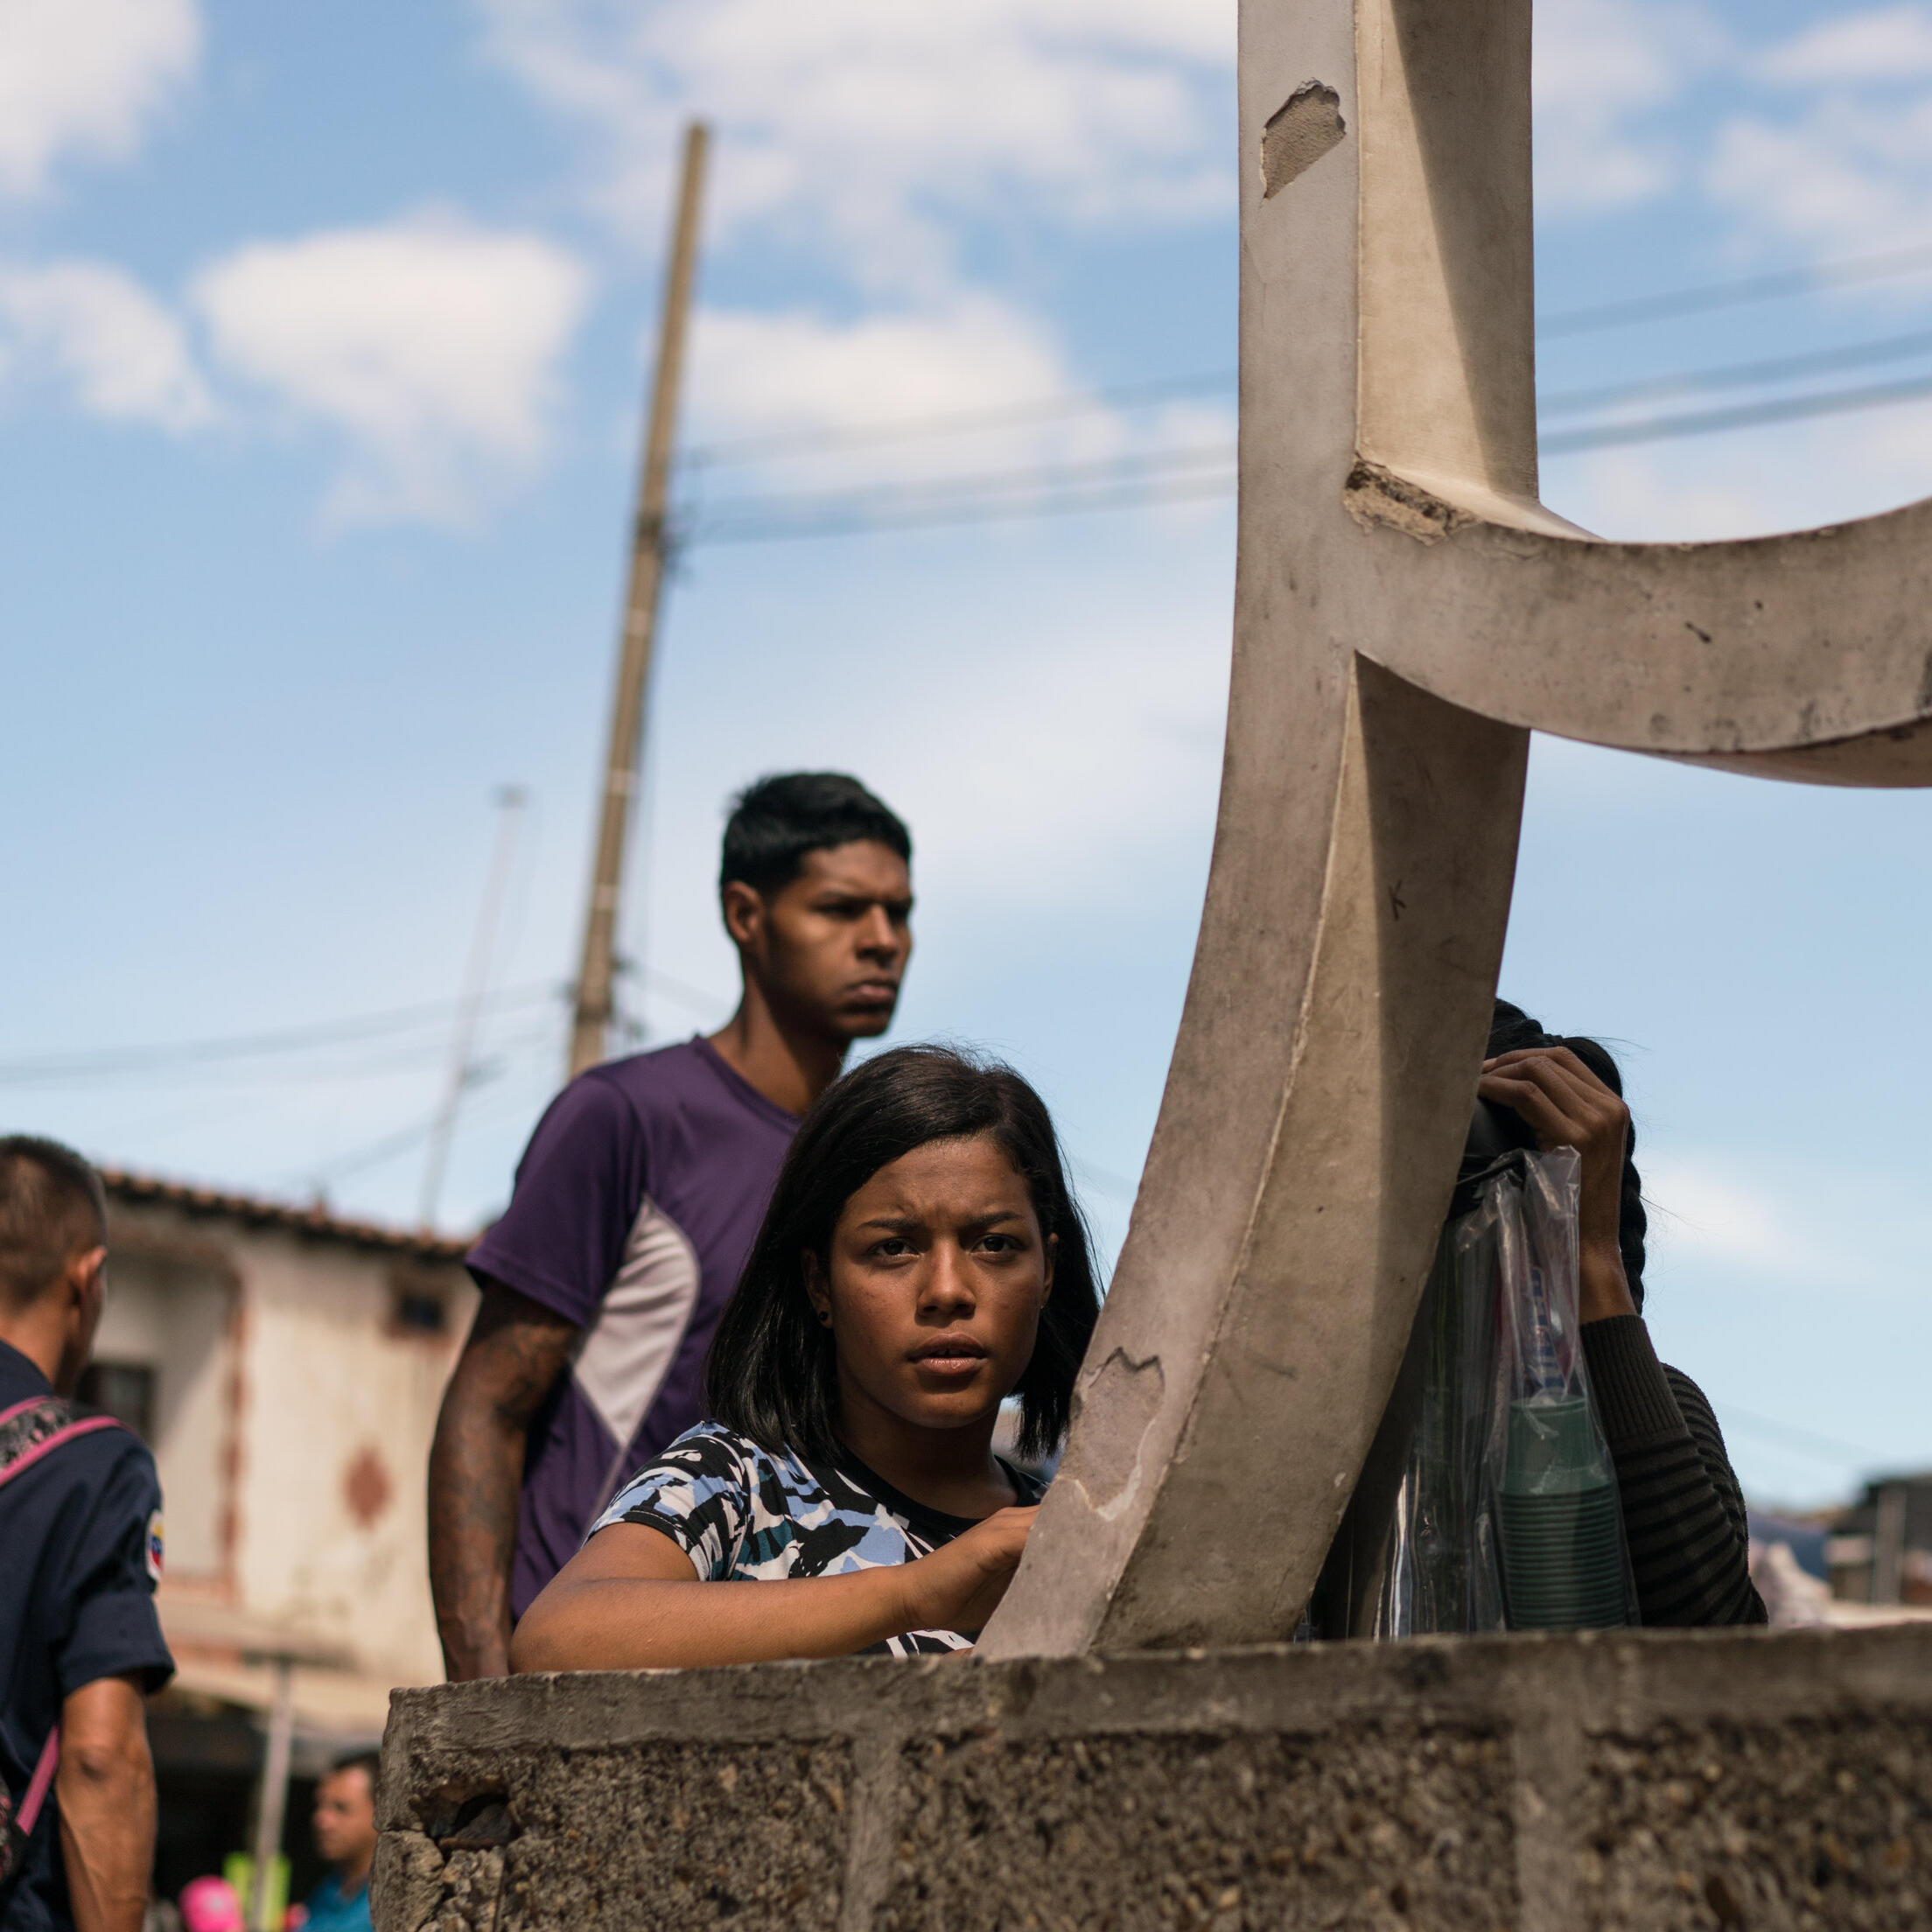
[1497,1395,1628,1630]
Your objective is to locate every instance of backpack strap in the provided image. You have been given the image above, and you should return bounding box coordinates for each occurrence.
[0,1410,122,1493]
[15,1730,59,1838]
[0,1397,128,1870]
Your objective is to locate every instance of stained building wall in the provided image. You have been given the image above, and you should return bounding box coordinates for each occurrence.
[95,1190,477,1706]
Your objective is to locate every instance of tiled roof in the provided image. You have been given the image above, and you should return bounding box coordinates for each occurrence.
[101,1166,473,1261]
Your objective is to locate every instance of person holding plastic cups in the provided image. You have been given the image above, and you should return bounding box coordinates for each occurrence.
[1478,1001,1766,1628]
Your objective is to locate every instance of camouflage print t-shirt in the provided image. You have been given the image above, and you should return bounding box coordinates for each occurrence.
[585,1421,1046,1656]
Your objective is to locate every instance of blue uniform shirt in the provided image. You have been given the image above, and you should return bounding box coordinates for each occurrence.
[0,1340,174,1932]
[299,1872,373,1932]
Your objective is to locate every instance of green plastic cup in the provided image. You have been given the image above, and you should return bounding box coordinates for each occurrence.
[1499,1397,1628,1629]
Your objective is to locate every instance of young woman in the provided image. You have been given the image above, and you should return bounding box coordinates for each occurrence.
[509,1044,1100,1670]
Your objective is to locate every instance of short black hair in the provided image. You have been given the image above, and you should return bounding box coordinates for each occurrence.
[719,772,911,899]
[705,1044,1100,1465]
[0,1135,107,1311]
[328,1751,381,1796]
[1488,1000,1648,1312]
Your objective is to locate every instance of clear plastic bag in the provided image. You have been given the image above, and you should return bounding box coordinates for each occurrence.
[1369,1147,1638,1637]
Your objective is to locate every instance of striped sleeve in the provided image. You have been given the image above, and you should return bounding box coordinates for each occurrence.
[1579,1315,1768,1628]
[587,1425,752,1579]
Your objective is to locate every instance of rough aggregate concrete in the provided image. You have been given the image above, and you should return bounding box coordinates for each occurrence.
[1585,1718,1932,1931]
[880,1727,1512,1932]
[388,1739,851,1932]
[374,1627,1932,1932]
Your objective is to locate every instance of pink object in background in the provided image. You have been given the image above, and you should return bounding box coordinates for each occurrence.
[179,1876,244,1932]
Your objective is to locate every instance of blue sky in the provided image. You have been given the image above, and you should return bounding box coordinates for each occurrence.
[5,0,1932,1508]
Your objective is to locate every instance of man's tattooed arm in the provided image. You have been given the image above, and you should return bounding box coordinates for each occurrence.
[428,1279,578,1681]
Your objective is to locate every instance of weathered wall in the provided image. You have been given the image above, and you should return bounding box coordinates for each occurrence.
[237,1223,472,1686]
[374,1624,1932,1932]
[105,1196,475,1694]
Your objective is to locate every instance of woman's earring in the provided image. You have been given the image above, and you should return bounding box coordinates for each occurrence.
[816,1310,832,1326]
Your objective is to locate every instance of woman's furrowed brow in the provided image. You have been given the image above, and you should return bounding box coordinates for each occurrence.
[851,1207,1026,1233]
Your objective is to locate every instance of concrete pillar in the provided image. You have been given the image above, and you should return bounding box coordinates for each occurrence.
[981,0,1932,1660]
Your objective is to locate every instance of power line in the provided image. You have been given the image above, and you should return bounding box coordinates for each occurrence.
[1540,326,1932,417]
[0,983,560,1085]
[0,975,718,1095]
[1071,1159,1142,1206]
[269,1037,564,1195]
[685,355,1932,542]
[1540,239,1932,338]
[682,371,1235,468]
[675,243,1932,481]
[690,439,1235,537]
[635,966,734,1022]
[1709,1400,1885,1469]
[690,472,1236,544]
[1542,368,1932,456]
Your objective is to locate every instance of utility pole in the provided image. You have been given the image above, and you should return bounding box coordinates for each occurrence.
[420,784,527,1231]
[568,120,710,1078]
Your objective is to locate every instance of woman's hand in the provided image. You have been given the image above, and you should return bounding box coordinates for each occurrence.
[898,1505,1038,1638]
[1477,1046,1637,1323]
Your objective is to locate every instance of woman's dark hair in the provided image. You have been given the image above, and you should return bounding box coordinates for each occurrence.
[1488,999,1648,1311]
[705,1044,1100,1464]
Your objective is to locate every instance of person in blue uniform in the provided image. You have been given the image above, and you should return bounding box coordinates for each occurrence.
[0,1136,173,1932]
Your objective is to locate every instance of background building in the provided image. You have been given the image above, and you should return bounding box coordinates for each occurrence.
[1828,1473,1932,1610]
[88,1170,475,1900]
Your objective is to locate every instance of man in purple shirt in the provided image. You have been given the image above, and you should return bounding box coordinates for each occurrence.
[428,773,914,1680]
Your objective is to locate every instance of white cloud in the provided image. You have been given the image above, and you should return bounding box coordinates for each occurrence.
[475,0,1233,291]
[192,214,590,526]
[1643,1150,1932,1306]
[679,297,1236,537]
[1532,0,1725,214]
[1709,7,1932,255]
[1642,1158,1828,1278]
[1754,4,1932,86]
[1543,396,1932,542]
[892,619,1230,901]
[0,0,200,197]
[1706,98,1932,255]
[690,300,1068,441]
[680,301,1082,486]
[0,258,209,429]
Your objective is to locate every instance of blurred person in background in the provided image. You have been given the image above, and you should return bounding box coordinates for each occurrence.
[430,773,915,1680]
[0,1136,173,1932]
[296,1756,378,1932]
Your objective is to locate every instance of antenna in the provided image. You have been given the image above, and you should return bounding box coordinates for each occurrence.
[419,785,528,1231]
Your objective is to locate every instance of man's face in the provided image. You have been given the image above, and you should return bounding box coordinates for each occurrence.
[312,1768,377,1869]
[732,840,914,1043]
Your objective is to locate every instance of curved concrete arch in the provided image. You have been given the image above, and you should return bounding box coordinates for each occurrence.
[979,0,1932,1659]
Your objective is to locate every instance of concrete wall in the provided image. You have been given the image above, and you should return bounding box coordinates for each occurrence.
[92,1247,235,1578]
[374,1624,1932,1931]
[102,1197,475,1692]
[235,1224,472,1685]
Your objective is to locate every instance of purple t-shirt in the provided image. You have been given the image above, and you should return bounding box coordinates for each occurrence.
[466,1037,796,1617]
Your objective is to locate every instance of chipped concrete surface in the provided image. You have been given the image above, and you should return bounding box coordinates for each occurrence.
[1343,461,1474,546]
[374,1625,1932,1931]
[1262,83,1346,197]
